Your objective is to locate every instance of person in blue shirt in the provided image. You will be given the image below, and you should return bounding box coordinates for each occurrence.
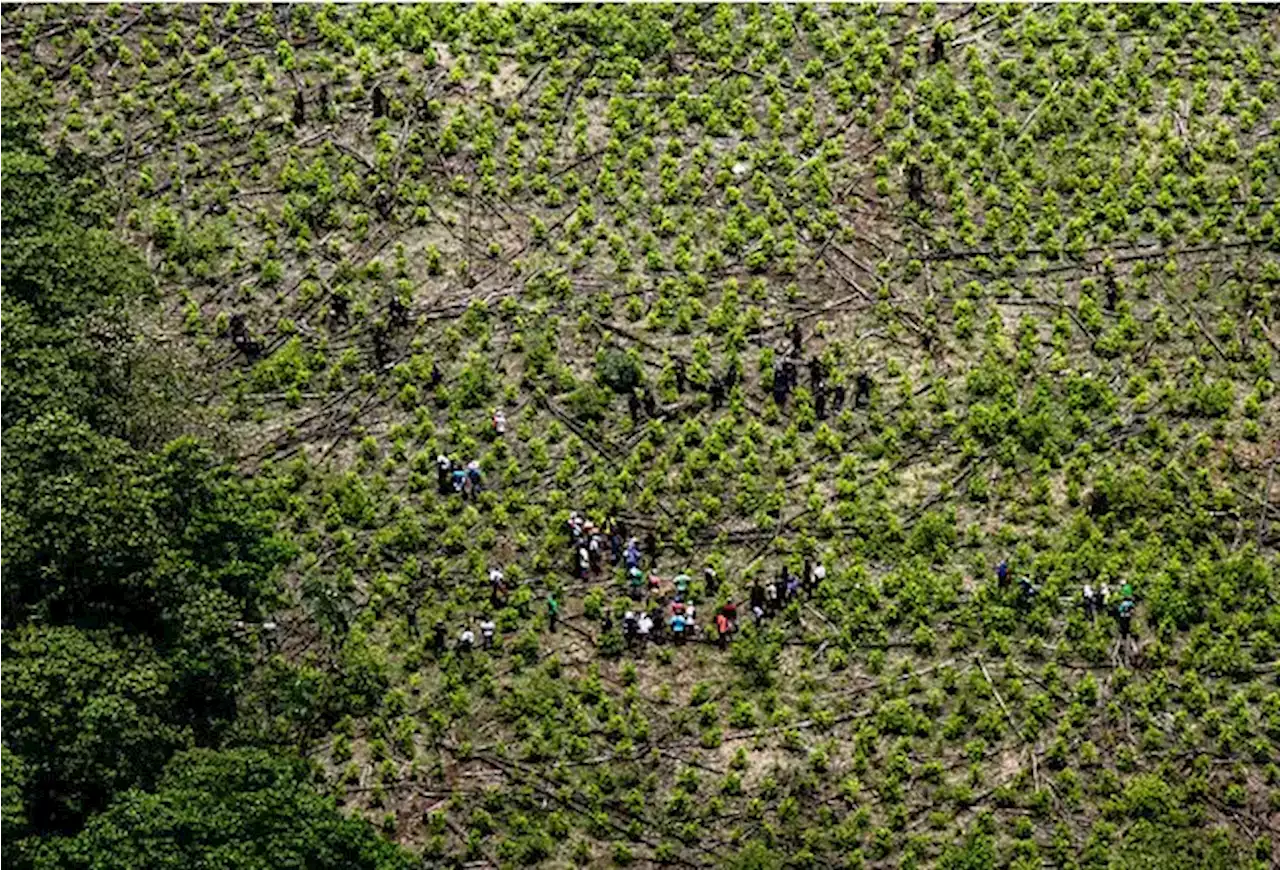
[671,612,686,644]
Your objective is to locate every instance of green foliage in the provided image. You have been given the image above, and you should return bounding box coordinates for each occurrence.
[4,4,1278,866]
[30,749,414,870]
[596,347,643,394]
[3,626,194,832]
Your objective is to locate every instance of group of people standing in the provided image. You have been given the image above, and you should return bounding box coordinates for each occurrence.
[436,454,484,499]
[996,560,1138,640]
[1083,580,1137,638]
[769,324,872,419]
[748,559,827,623]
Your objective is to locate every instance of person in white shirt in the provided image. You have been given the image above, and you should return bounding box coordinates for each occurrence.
[459,627,475,651]
[480,618,496,648]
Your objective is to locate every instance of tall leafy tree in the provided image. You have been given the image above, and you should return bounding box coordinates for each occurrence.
[0,91,378,870]
[30,749,414,870]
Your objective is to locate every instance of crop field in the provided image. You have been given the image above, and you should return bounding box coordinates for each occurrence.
[3,4,1279,869]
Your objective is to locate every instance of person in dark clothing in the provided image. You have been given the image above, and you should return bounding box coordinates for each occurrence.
[782,358,798,391]
[803,558,813,593]
[433,621,447,653]
[855,371,872,408]
[996,559,1009,588]
[629,390,641,423]
[589,535,602,572]
[642,388,657,417]
[750,582,765,613]
[1018,575,1037,605]
[704,565,720,597]
[832,382,846,412]
[773,364,789,406]
[907,163,924,205]
[791,322,803,356]
[431,361,443,387]
[808,357,824,389]
[648,606,665,644]
[674,360,687,393]
[710,375,725,409]
[1117,598,1135,637]
[437,455,452,496]
[815,387,827,420]
[643,531,657,566]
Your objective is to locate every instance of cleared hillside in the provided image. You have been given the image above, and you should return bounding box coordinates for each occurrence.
[4,4,1279,868]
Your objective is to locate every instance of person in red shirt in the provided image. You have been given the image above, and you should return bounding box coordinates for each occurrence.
[716,612,730,649]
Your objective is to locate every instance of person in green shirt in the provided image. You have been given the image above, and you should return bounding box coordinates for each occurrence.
[674,573,691,601]
[547,594,561,633]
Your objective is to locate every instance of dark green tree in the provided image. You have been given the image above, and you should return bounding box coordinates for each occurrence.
[29,749,414,870]
[2,626,194,833]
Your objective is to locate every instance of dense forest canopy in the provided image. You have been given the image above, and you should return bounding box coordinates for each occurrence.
[3,51,404,870]
[2,3,1278,869]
